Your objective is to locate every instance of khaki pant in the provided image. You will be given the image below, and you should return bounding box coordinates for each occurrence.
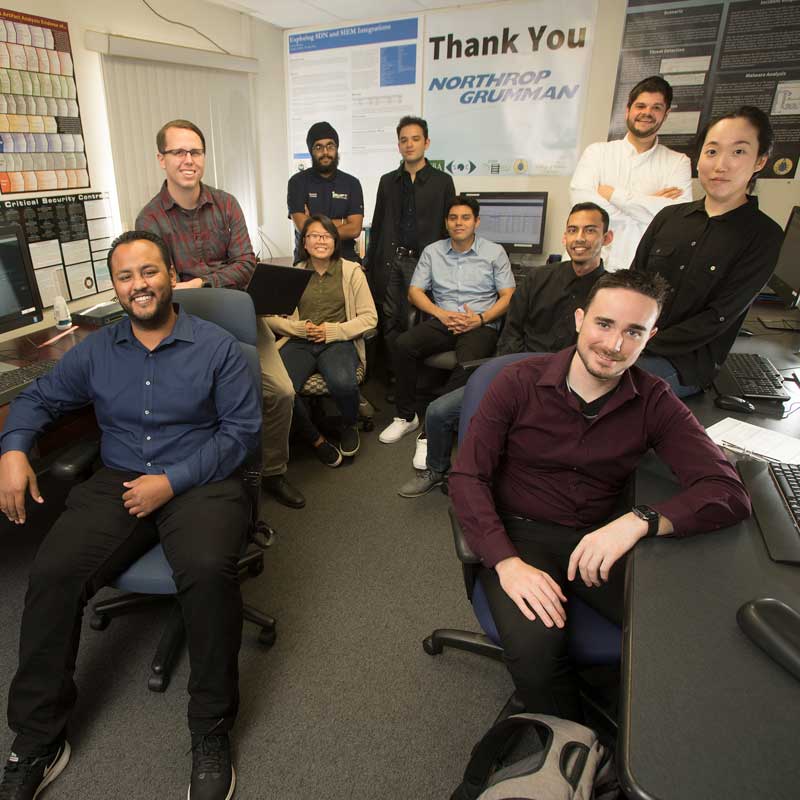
[256,317,294,476]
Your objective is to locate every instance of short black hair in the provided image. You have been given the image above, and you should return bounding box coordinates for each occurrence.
[107,230,172,276]
[396,115,428,140]
[627,76,673,109]
[584,269,669,314]
[297,214,342,263]
[446,195,480,219]
[157,119,206,153]
[568,202,610,233]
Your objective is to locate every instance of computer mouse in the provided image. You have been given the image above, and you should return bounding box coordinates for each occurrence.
[715,394,755,414]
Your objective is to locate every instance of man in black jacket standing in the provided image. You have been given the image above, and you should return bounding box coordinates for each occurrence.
[366,116,455,352]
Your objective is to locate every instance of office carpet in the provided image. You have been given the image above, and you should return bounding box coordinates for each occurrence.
[0,380,511,800]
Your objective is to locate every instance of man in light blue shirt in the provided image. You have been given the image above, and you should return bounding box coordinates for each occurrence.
[380,195,515,443]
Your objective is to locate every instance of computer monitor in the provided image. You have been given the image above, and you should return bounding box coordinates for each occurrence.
[461,191,548,257]
[768,206,800,309]
[0,223,45,335]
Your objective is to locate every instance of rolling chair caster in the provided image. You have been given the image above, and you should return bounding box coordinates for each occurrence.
[90,613,111,631]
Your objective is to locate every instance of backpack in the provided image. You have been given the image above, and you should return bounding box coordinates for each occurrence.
[450,713,621,800]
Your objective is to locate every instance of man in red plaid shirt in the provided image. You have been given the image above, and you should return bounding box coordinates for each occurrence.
[137,119,305,509]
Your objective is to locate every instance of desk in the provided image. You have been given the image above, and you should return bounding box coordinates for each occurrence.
[619,304,800,799]
[0,323,96,455]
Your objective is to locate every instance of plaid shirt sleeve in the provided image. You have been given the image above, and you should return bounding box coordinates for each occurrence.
[200,192,256,289]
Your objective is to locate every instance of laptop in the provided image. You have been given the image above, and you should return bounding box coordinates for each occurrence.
[246,263,312,316]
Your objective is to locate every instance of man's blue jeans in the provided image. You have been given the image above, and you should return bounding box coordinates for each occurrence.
[637,354,702,399]
[424,386,465,473]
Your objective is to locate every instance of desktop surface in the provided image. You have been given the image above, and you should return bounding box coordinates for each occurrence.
[619,303,800,799]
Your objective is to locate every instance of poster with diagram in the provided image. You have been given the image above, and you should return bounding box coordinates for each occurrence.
[0,191,113,306]
[608,0,800,178]
[0,8,89,194]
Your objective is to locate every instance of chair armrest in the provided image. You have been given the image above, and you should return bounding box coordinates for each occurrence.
[362,327,378,341]
[50,440,101,481]
[448,504,481,564]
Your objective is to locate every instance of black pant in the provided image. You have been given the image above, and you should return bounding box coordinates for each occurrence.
[479,516,625,722]
[393,318,498,419]
[7,468,248,756]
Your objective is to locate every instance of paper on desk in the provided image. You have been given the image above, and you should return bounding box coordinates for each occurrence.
[706,418,800,464]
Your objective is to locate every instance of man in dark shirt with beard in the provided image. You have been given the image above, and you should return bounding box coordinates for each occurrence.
[449,269,750,721]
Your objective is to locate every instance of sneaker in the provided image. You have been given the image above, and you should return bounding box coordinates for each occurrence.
[379,414,419,444]
[412,433,427,470]
[315,439,343,468]
[188,733,235,800]
[397,469,446,498]
[0,741,70,800]
[339,425,360,457]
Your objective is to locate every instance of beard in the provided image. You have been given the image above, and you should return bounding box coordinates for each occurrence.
[123,292,175,330]
[312,152,339,174]
[575,341,626,382]
[626,115,661,140]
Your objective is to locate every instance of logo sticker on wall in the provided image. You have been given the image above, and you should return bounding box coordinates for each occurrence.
[446,160,477,175]
[513,159,529,174]
[773,158,793,177]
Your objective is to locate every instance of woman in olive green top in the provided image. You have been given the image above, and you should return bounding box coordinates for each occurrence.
[267,215,377,467]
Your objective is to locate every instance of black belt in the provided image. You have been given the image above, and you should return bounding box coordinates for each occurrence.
[395,246,418,258]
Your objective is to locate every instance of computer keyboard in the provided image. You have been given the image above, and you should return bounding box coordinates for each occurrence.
[737,459,800,565]
[0,359,58,406]
[719,353,790,401]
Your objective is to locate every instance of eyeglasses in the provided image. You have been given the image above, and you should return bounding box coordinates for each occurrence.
[161,148,205,159]
[305,233,333,242]
[311,143,337,154]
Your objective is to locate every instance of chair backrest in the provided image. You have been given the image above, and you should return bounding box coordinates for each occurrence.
[459,353,532,444]
[174,288,259,389]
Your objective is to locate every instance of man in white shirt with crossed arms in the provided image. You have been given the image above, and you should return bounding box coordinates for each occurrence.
[570,75,692,272]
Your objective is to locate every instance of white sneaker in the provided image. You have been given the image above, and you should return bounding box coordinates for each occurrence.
[413,433,428,470]
[379,414,419,443]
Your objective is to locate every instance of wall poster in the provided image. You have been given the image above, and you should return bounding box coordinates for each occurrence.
[0,192,113,306]
[0,8,89,194]
[609,0,800,178]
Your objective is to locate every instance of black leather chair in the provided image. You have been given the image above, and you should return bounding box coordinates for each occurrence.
[52,289,277,692]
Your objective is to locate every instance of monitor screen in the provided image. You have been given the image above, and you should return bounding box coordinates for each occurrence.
[768,206,800,309]
[462,191,548,256]
[0,223,44,335]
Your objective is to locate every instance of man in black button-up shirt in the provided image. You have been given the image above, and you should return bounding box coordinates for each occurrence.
[366,115,455,320]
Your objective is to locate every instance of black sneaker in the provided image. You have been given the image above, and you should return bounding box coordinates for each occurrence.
[339,425,360,457]
[315,439,342,468]
[189,733,235,800]
[0,742,70,800]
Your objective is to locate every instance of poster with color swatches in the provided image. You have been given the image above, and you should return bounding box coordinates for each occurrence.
[0,8,89,194]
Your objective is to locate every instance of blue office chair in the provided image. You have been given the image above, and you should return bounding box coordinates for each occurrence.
[52,289,276,692]
[423,353,623,723]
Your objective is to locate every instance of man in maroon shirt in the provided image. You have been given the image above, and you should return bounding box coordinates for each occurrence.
[136,120,304,509]
[449,270,750,721]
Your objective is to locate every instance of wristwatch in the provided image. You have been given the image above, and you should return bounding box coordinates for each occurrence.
[478,312,485,326]
[632,504,660,537]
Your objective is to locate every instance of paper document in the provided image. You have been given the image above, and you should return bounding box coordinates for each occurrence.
[706,418,800,464]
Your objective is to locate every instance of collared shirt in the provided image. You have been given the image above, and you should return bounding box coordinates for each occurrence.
[449,347,750,568]
[496,260,605,355]
[365,160,456,302]
[570,136,692,271]
[0,308,261,496]
[410,236,515,328]
[287,167,364,262]
[297,258,346,325]
[136,182,256,289]
[632,196,784,387]
[398,169,418,250]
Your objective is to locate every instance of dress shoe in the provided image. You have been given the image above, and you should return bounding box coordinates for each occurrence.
[262,474,306,508]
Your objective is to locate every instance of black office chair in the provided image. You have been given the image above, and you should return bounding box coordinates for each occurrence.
[423,353,624,730]
[52,289,277,692]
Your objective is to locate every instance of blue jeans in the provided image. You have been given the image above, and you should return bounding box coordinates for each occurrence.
[424,386,465,473]
[280,339,360,444]
[637,354,701,399]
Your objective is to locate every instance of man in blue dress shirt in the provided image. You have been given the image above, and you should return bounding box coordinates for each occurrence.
[380,194,516,443]
[0,231,260,800]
